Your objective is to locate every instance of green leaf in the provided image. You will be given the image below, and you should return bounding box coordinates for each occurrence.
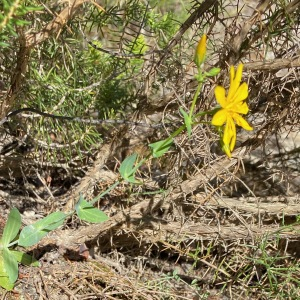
[14,19,31,26]
[119,153,140,183]
[10,250,39,267]
[23,5,44,12]
[75,195,109,223]
[179,107,192,138]
[1,208,21,247]
[18,212,67,247]
[205,67,221,77]
[149,138,173,158]
[0,41,9,47]
[2,248,18,284]
[0,254,14,291]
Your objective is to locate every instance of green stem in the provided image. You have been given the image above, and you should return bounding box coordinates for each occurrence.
[169,124,186,139]
[193,107,220,119]
[90,180,120,205]
[157,124,186,151]
[189,82,202,118]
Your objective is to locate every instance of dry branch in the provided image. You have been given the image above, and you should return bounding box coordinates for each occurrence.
[230,0,272,56]
[25,0,87,48]
[211,196,300,215]
[41,191,300,257]
[244,56,300,71]
[147,222,300,242]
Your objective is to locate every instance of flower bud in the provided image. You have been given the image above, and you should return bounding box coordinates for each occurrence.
[194,34,207,67]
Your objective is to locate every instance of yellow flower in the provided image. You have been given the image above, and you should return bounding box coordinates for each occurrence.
[194,34,207,67]
[211,64,253,157]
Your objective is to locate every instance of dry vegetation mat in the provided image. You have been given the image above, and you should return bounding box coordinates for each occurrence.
[0,0,300,299]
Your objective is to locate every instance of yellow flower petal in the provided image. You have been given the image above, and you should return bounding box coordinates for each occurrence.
[227,66,236,100]
[211,109,227,126]
[235,64,244,84]
[229,122,236,151]
[214,86,227,107]
[227,64,243,100]
[222,144,232,158]
[231,82,248,104]
[223,117,234,145]
[232,113,253,131]
[222,117,236,157]
[231,101,249,114]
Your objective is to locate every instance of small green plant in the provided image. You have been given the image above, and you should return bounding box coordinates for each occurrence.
[0,195,108,290]
[0,208,39,290]
[244,225,300,298]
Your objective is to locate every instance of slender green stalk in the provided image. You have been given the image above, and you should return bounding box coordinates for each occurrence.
[90,180,120,205]
[189,82,203,118]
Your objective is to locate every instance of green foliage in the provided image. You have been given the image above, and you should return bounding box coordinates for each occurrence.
[10,250,39,267]
[0,208,38,289]
[25,37,104,161]
[2,248,18,284]
[244,235,300,298]
[179,107,192,138]
[149,138,173,158]
[0,195,109,290]
[119,153,142,184]
[75,194,109,223]
[18,211,67,247]
[16,0,175,163]
[0,0,184,166]
[146,11,178,48]
[0,209,21,287]
[205,67,221,77]
[0,255,14,291]
[0,0,42,47]
[1,208,21,247]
